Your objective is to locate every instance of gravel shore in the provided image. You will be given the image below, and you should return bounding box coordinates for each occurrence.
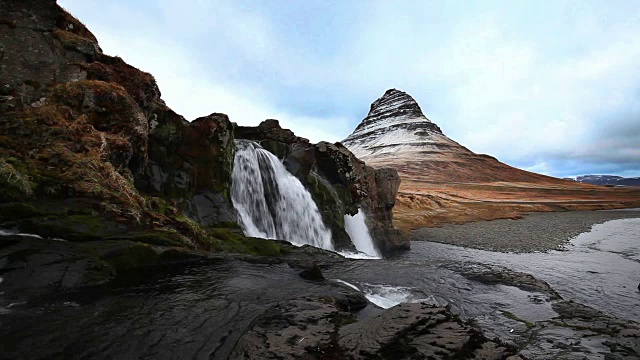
[410,208,640,253]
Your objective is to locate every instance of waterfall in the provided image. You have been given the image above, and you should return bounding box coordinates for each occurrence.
[231,140,334,250]
[344,209,381,258]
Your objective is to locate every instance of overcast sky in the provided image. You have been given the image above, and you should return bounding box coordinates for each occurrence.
[59,0,640,178]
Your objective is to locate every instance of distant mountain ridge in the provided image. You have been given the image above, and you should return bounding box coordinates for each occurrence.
[565,175,640,187]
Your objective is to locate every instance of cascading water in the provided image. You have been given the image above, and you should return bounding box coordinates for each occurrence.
[344,209,381,258]
[231,140,334,250]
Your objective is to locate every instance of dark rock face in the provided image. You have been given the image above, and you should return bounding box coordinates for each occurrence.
[0,1,99,108]
[231,299,516,359]
[235,120,404,254]
[140,112,237,226]
[0,1,237,253]
[368,167,406,252]
[296,263,325,281]
[0,234,208,298]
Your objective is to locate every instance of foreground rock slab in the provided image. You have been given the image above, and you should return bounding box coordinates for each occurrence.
[231,299,516,359]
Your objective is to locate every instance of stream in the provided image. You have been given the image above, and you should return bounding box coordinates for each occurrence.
[1,215,638,359]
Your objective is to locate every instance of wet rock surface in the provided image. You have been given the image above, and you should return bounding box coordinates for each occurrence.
[1,232,639,359]
[232,299,517,360]
[450,262,562,300]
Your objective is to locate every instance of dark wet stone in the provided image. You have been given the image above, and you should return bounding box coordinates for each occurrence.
[331,292,368,312]
[298,263,325,281]
[184,190,237,226]
[451,262,562,300]
[231,299,516,359]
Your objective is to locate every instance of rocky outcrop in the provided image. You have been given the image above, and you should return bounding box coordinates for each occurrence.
[231,298,517,359]
[0,1,239,257]
[235,120,405,254]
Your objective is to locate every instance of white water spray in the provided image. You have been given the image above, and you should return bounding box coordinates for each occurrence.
[344,209,381,258]
[231,140,334,250]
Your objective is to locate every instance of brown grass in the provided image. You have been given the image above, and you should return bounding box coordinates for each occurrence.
[0,158,32,196]
[18,105,146,220]
[394,180,640,231]
[55,5,98,42]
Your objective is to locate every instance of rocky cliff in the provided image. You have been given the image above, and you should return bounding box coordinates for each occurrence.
[0,0,239,249]
[0,0,403,294]
[235,120,405,254]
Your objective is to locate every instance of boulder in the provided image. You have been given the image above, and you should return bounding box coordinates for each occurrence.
[297,263,325,281]
[230,298,516,359]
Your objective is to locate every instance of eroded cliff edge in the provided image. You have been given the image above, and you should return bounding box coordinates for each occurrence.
[235,120,406,254]
[0,0,404,293]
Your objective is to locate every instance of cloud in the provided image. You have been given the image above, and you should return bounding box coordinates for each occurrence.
[59,0,351,143]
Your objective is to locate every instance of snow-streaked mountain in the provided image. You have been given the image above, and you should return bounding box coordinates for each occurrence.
[343,89,471,163]
[566,175,640,187]
[342,89,571,184]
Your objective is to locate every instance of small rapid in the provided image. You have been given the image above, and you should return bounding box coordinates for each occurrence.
[231,140,334,250]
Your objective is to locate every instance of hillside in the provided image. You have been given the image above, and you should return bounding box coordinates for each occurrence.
[343,89,640,229]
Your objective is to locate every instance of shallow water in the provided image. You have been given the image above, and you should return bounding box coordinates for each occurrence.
[1,216,638,358]
[403,218,640,322]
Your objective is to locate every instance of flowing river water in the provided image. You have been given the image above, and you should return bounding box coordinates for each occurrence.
[1,212,638,359]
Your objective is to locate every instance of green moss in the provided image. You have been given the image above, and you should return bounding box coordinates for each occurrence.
[0,202,42,221]
[52,28,95,53]
[174,215,207,243]
[81,259,115,285]
[153,122,179,143]
[18,215,111,241]
[260,140,288,158]
[210,228,287,256]
[99,243,160,271]
[501,311,534,328]
[126,230,189,247]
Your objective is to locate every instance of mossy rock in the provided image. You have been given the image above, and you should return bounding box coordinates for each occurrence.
[80,258,116,286]
[215,221,242,229]
[158,248,207,264]
[153,122,180,143]
[259,139,289,159]
[17,214,114,241]
[122,230,191,247]
[98,243,160,271]
[52,28,98,56]
[210,228,288,256]
[0,202,41,221]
